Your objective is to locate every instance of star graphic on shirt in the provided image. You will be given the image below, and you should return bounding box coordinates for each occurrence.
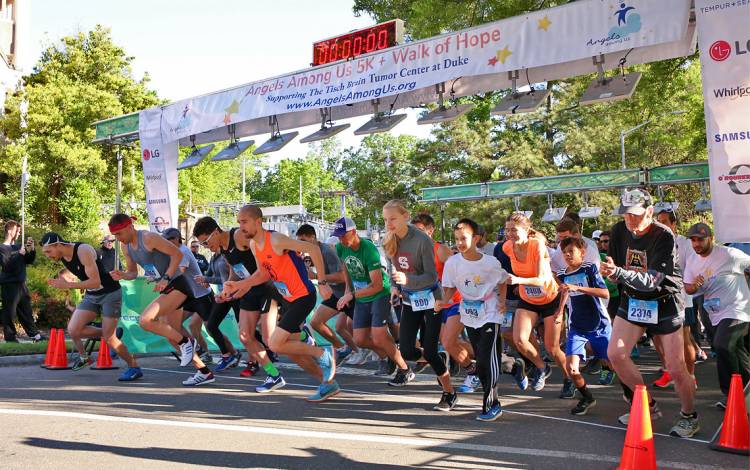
[464,279,471,287]
[538,15,551,31]
[488,56,498,66]
[496,46,513,64]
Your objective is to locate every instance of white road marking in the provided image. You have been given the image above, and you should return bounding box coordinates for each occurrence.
[0,408,724,470]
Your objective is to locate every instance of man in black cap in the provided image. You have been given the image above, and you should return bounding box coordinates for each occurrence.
[600,188,698,438]
[97,234,120,273]
[1,220,43,343]
[684,223,750,406]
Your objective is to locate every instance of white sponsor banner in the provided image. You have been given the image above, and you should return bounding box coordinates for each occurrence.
[695,0,750,243]
[139,107,180,233]
[160,0,691,141]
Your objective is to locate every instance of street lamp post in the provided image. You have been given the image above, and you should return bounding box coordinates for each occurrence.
[619,110,687,170]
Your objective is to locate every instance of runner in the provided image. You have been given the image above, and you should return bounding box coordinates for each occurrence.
[601,189,699,438]
[683,223,750,406]
[40,232,141,381]
[504,212,566,392]
[296,224,360,367]
[192,215,286,393]
[107,214,214,386]
[218,205,338,402]
[382,200,455,410]
[442,218,528,420]
[556,236,615,416]
[332,217,410,382]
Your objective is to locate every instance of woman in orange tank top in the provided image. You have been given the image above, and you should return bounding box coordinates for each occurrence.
[503,212,568,393]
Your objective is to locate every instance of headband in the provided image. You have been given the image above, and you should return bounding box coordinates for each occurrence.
[108,216,136,233]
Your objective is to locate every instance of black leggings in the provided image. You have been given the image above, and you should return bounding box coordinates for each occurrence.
[466,322,516,413]
[399,305,446,376]
[206,300,239,355]
[712,318,750,395]
[1,283,39,340]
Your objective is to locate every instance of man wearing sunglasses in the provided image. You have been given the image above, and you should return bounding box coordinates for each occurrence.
[600,189,698,438]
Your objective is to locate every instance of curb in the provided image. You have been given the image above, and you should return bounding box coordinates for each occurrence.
[0,352,174,367]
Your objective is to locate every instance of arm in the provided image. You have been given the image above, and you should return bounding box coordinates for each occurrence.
[509,242,549,287]
[497,282,507,311]
[49,245,104,290]
[143,233,184,292]
[110,243,138,281]
[410,238,439,286]
[565,284,610,299]
[354,268,384,299]
[273,233,332,298]
[22,240,36,264]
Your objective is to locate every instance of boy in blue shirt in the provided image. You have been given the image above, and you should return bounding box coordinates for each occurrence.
[557,237,615,415]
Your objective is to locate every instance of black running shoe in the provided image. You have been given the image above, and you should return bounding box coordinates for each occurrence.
[571,397,596,416]
[433,392,458,412]
[388,368,415,387]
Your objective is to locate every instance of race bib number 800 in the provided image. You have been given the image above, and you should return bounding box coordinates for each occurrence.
[410,289,435,311]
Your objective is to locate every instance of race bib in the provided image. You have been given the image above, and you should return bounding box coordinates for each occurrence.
[460,299,485,319]
[501,311,514,328]
[232,263,251,280]
[703,297,721,314]
[274,281,292,298]
[352,280,369,291]
[523,285,544,298]
[565,273,588,296]
[142,263,160,281]
[627,298,658,325]
[409,289,435,311]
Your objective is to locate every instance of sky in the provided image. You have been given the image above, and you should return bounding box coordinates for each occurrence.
[28,0,432,163]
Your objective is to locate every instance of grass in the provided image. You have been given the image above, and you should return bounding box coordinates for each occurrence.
[0,340,74,357]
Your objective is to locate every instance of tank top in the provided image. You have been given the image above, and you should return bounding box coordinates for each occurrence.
[434,242,461,306]
[126,230,178,281]
[502,238,558,305]
[255,230,314,302]
[221,228,270,295]
[62,243,120,295]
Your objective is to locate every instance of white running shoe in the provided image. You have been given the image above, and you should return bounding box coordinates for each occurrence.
[179,338,196,367]
[182,371,215,386]
[346,349,369,365]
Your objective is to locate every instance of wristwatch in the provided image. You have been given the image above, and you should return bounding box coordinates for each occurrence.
[161,274,172,282]
[318,280,328,286]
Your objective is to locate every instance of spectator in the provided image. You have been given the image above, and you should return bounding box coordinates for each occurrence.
[476,225,497,256]
[97,234,120,272]
[190,240,210,274]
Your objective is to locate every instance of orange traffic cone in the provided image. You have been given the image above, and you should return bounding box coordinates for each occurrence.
[41,328,57,368]
[91,338,118,370]
[617,384,657,470]
[47,328,71,370]
[710,374,750,455]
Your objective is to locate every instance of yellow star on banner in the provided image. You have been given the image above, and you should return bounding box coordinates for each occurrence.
[496,46,513,64]
[538,15,551,31]
[225,100,240,115]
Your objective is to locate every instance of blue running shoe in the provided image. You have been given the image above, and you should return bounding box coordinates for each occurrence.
[512,358,529,391]
[118,367,143,382]
[457,374,481,393]
[599,368,617,385]
[306,381,341,402]
[476,403,503,422]
[255,375,286,393]
[335,346,353,364]
[318,346,336,383]
[630,346,640,359]
[214,354,237,373]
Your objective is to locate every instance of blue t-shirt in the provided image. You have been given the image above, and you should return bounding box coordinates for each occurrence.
[494,243,519,301]
[557,262,610,332]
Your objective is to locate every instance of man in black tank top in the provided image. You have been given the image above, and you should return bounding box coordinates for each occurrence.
[40,232,142,381]
[193,216,287,392]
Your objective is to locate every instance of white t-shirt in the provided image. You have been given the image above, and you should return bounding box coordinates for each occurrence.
[674,234,694,308]
[550,236,601,273]
[684,245,750,326]
[442,253,509,329]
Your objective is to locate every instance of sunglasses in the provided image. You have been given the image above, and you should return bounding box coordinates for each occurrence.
[199,230,217,247]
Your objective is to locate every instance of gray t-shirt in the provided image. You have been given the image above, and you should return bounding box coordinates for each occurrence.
[320,242,345,298]
[179,245,212,299]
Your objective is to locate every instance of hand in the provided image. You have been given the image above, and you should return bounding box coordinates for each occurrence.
[26,238,35,251]
[552,309,564,324]
[109,270,125,281]
[216,289,232,303]
[508,275,520,286]
[433,299,443,312]
[318,283,333,301]
[18,247,26,255]
[693,274,705,288]
[224,280,251,300]
[337,292,353,311]
[153,279,168,293]
[47,278,68,289]
[599,256,617,278]
[391,270,408,286]
[564,283,580,293]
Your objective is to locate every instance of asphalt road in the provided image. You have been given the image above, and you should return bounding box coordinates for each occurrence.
[0,350,747,470]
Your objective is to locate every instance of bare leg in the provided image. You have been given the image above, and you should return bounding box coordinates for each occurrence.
[513,309,544,369]
[310,305,344,349]
[335,313,357,351]
[102,317,137,368]
[67,310,99,356]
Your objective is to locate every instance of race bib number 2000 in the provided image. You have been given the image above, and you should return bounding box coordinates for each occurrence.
[627,298,658,325]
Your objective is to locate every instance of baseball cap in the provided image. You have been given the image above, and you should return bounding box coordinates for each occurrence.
[162,227,183,241]
[618,189,653,216]
[41,232,67,246]
[686,223,712,239]
[332,217,356,237]
[592,230,603,240]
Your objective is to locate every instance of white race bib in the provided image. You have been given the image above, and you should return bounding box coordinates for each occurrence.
[232,263,251,280]
[142,263,160,282]
[352,280,369,291]
[274,281,292,298]
[523,285,544,298]
[703,297,721,314]
[627,298,658,325]
[409,289,435,312]
[459,299,486,320]
[565,273,588,296]
[500,311,514,328]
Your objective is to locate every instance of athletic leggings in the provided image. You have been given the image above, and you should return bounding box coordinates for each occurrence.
[399,305,446,376]
[712,318,750,395]
[466,322,516,413]
[206,300,239,355]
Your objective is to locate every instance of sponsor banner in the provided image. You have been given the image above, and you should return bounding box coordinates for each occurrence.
[139,107,180,233]
[696,0,750,242]
[160,0,691,141]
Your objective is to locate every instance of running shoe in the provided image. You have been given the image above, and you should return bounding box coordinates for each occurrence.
[582,358,602,375]
[346,349,369,365]
[619,401,662,425]
[306,381,340,402]
[182,371,215,386]
[388,368,415,387]
[571,397,596,416]
[653,371,673,389]
[433,392,458,412]
[301,324,316,346]
[178,338,196,367]
[559,379,576,399]
[32,333,46,343]
[336,346,353,364]
[214,352,241,373]
[240,362,260,377]
[200,351,214,365]
[529,365,548,392]
[118,367,143,382]
[512,358,529,391]
[543,364,552,379]
[630,346,640,359]
[366,350,381,363]
[715,400,726,410]
[476,403,503,422]
[318,346,336,383]
[375,358,397,376]
[695,349,708,364]
[256,375,286,393]
[413,361,430,374]
[599,368,617,386]
[457,374,481,393]
[72,355,93,371]
[669,412,700,438]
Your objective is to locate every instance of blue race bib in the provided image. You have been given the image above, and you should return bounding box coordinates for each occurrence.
[459,299,486,320]
[232,263,251,280]
[409,289,435,311]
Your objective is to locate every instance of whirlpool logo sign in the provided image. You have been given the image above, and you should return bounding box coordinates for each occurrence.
[718,164,750,195]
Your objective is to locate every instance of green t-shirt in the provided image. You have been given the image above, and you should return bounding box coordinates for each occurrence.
[336,238,390,303]
[599,252,619,298]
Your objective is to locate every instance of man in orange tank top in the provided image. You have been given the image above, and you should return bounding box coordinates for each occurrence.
[222,205,339,402]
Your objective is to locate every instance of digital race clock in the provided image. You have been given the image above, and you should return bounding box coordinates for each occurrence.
[312,19,404,66]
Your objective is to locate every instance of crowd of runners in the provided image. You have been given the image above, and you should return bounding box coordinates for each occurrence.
[4,187,748,438]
